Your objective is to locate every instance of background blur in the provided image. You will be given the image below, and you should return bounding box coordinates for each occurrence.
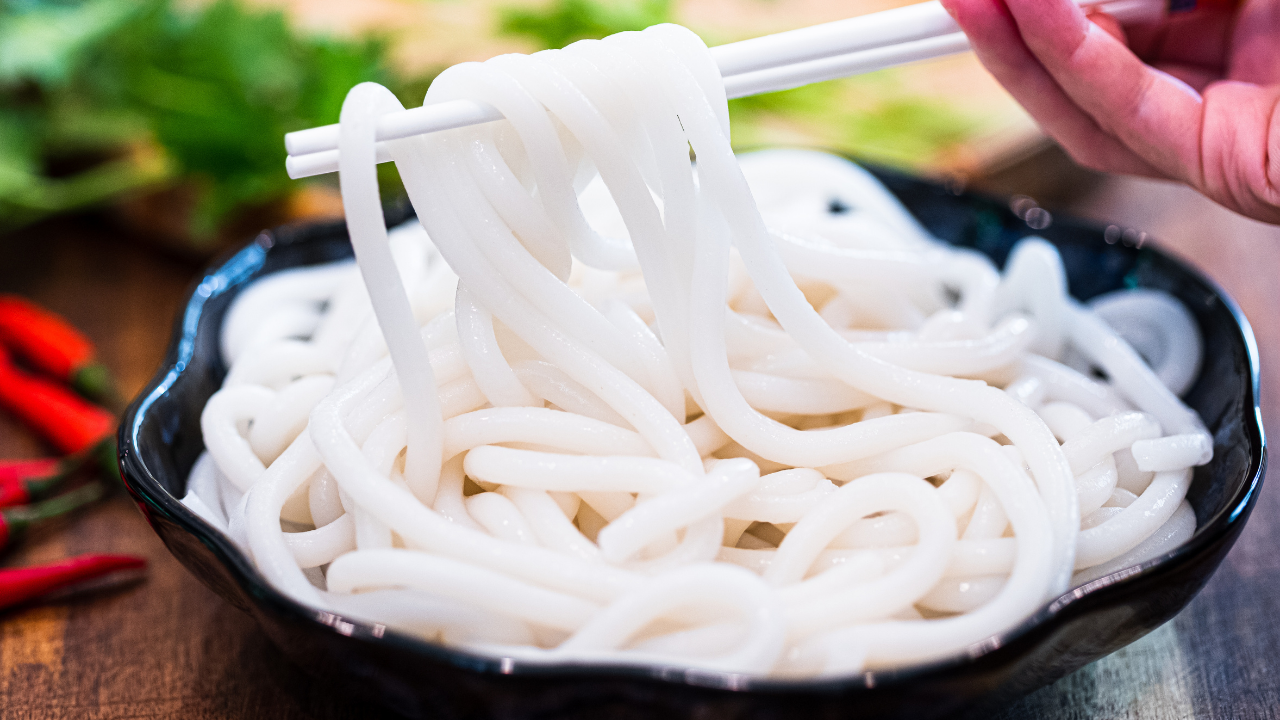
[8,2,1280,719]
[0,0,1059,257]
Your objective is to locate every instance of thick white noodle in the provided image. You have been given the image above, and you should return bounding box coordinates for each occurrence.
[192,24,1214,677]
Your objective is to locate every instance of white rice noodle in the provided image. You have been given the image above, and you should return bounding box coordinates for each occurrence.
[190,24,1212,677]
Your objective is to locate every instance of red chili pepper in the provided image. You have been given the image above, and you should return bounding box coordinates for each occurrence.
[0,484,32,509]
[0,295,116,405]
[0,458,61,508]
[0,456,88,508]
[0,482,104,551]
[0,345,114,456]
[0,554,147,610]
[0,458,60,485]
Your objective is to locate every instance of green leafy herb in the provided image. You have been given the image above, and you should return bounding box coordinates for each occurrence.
[0,0,141,87]
[498,0,673,49]
[0,0,429,239]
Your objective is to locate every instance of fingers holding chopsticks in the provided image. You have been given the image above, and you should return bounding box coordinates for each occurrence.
[1007,0,1203,182]
[939,0,1162,178]
[943,0,1280,224]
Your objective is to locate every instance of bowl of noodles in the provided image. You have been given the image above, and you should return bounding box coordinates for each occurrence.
[117,151,1263,720]
[117,21,1262,720]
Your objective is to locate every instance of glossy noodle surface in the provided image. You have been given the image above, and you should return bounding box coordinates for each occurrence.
[187,25,1211,677]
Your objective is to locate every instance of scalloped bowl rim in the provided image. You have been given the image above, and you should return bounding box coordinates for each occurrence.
[118,211,1266,697]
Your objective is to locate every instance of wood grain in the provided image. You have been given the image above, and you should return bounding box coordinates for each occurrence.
[0,175,1276,718]
[0,218,400,720]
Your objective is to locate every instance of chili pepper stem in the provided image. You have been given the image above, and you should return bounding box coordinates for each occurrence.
[92,439,122,485]
[71,362,121,410]
[18,483,105,523]
[0,440,115,510]
[0,482,105,548]
[0,296,108,404]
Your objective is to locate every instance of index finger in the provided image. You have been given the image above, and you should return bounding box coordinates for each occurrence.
[1003,0,1206,185]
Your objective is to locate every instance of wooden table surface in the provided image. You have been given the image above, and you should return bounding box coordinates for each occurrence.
[0,173,1277,719]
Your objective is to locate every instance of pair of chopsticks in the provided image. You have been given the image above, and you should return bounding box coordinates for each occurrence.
[284,0,1177,180]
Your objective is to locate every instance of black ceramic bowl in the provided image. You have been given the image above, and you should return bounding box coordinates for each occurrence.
[118,167,1265,720]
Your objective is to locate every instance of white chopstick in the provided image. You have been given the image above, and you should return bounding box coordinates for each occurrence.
[710,0,962,78]
[284,0,960,160]
[283,0,1168,180]
[722,31,971,101]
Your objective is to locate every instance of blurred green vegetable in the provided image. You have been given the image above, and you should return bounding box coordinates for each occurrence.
[728,75,982,170]
[0,0,139,86]
[498,0,673,49]
[1,0,993,241]
[0,0,429,240]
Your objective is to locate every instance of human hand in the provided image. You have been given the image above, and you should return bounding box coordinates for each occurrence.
[939,0,1280,224]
